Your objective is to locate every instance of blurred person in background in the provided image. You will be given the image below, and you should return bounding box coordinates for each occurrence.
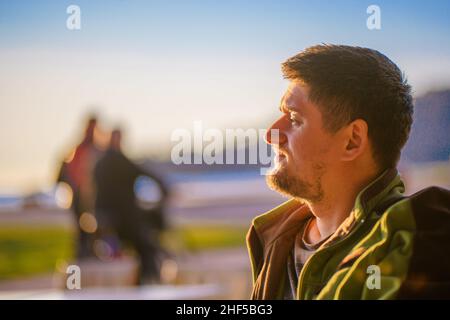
[56,115,103,259]
[247,44,450,300]
[94,128,169,284]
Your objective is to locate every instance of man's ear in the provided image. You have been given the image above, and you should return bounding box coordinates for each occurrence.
[341,119,369,161]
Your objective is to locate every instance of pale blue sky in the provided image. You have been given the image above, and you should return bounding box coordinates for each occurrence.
[1,0,450,192]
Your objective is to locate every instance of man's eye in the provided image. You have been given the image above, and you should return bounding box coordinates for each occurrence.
[290,114,301,125]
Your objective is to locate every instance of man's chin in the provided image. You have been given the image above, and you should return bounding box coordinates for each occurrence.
[266,167,293,197]
[265,167,319,201]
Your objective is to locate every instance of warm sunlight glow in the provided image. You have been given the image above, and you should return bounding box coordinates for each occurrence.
[79,212,98,234]
[55,182,73,209]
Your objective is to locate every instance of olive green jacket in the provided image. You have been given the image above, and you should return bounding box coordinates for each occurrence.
[247,169,450,299]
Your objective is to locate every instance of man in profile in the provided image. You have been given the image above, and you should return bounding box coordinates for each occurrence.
[247,44,450,299]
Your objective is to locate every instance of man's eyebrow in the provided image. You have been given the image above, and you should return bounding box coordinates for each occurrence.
[279,97,302,114]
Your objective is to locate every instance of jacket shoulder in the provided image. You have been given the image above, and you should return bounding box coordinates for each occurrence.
[397,186,450,299]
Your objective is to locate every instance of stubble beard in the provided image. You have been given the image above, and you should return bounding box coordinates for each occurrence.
[266,162,325,203]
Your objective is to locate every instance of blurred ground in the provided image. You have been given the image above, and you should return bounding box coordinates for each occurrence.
[0,201,264,299]
[0,244,251,299]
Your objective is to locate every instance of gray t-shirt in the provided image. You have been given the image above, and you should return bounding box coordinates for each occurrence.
[284,218,331,300]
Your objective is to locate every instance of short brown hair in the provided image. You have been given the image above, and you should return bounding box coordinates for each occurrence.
[282,44,413,169]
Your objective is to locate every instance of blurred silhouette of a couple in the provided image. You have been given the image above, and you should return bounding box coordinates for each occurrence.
[56,115,169,284]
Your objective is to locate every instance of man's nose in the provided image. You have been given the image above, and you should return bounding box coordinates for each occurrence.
[265,119,287,146]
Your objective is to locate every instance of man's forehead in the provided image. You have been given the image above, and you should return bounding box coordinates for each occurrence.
[282,82,309,110]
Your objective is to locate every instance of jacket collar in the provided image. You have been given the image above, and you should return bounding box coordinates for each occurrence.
[323,168,404,246]
[355,168,404,220]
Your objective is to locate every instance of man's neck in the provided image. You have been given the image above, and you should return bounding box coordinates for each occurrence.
[305,169,381,242]
[305,198,354,243]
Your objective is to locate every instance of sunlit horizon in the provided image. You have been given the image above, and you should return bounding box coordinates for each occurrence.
[1,0,450,193]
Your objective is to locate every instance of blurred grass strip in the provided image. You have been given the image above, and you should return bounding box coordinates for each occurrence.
[174,225,247,252]
[0,224,247,280]
[0,226,75,280]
